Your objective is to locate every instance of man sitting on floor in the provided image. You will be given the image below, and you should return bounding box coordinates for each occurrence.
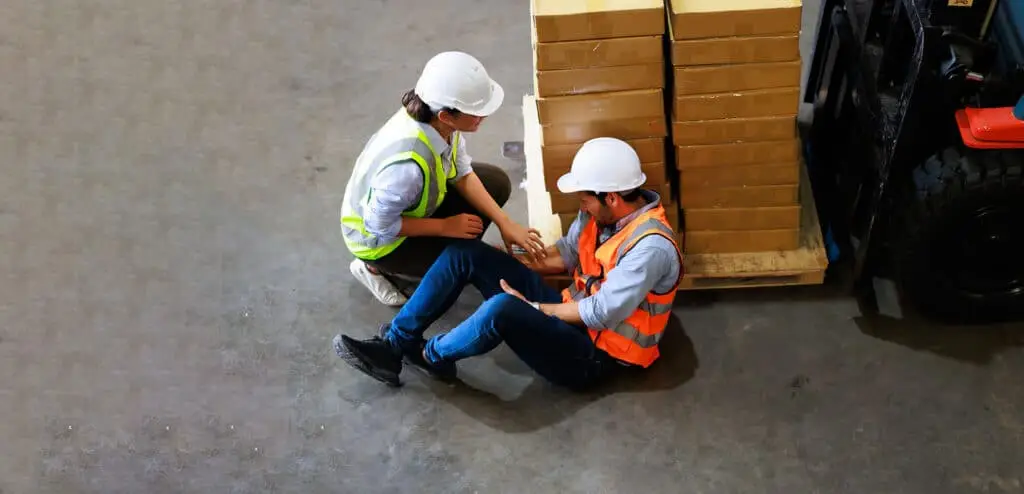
[333,137,683,390]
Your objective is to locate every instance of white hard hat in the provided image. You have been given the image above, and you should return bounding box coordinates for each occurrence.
[414,51,505,117]
[556,137,647,193]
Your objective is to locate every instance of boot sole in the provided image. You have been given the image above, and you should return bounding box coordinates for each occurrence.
[333,336,402,387]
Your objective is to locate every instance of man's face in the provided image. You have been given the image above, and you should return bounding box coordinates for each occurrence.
[577,192,616,226]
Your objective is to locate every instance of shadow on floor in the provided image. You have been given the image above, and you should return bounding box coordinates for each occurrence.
[853,311,1024,366]
[422,316,698,433]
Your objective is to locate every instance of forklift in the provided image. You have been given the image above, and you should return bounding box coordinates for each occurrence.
[805,0,1024,324]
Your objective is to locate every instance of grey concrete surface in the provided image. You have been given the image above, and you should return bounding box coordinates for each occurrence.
[2,1,1023,493]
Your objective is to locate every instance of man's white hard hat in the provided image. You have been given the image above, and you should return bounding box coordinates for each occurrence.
[556,137,647,193]
[414,51,505,117]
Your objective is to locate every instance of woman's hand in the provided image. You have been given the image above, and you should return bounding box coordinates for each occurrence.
[442,214,485,239]
[499,221,547,261]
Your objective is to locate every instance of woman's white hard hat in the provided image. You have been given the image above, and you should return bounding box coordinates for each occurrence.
[414,51,505,117]
[557,137,647,193]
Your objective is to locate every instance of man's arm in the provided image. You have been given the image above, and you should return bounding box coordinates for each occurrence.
[574,236,679,329]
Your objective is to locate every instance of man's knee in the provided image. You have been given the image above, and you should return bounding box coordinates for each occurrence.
[437,239,493,268]
[479,293,525,333]
[471,162,512,207]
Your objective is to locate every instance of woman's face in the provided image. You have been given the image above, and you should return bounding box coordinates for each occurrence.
[439,111,486,133]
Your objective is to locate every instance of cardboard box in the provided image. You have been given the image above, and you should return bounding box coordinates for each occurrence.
[538,89,665,124]
[536,63,665,97]
[534,35,664,71]
[668,0,802,40]
[674,61,801,95]
[545,161,669,190]
[672,115,797,145]
[677,139,800,168]
[670,35,800,66]
[542,137,665,171]
[684,228,800,253]
[674,87,800,121]
[683,205,800,230]
[532,0,665,43]
[679,161,798,189]
[549,182,673,213]
[680,184,798,208]
[541,116,669,145]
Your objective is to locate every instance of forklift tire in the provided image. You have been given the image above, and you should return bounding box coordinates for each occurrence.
[891,146,1024,324]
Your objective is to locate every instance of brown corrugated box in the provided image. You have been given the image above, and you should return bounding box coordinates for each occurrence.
[670,35,800,66]
[541,116,668,145]
[674,87,800,121]
[677,139,799,168]
[684,228,800,253]
[535,36,663,70]
[679,161,798,189]
[680,184,798,208]
[545,161,670,190]
[674,61,801,95]
[538,89,665,123]
[683,205,800,230]
[532,0,665,43]
[535,63,665,97]
[549,182,673,213]
[542,137,665,171]
[673,115,797,145]
[668,0,802,40]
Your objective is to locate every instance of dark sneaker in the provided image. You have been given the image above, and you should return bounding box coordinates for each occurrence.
[378,324,458,383]
[332,334,402,387]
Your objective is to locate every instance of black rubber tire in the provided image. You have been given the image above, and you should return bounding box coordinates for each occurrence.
[890,146,1024,324]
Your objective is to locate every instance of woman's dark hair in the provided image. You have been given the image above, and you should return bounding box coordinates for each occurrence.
[402,89,461,123]
[587,189,644,204]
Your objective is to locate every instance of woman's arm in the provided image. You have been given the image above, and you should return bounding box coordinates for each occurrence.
[453,172,514,230]
[367,162,462,240]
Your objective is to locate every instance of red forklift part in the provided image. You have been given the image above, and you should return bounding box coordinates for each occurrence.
[955,107,1024,149]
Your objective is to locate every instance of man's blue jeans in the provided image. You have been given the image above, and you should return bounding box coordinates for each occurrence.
[383,240,616,390]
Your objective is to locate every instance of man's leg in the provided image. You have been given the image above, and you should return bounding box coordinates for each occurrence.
[423,293,615,391]
[387,240,561,348]
[335,240,560,385]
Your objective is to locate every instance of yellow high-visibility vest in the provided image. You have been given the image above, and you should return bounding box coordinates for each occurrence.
[340,109,458,260]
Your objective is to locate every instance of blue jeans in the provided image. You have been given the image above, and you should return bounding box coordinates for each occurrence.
[384,240,616,390]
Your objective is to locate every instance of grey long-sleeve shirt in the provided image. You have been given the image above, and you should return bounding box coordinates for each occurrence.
[362,123,472,245]
[555,189,681,330]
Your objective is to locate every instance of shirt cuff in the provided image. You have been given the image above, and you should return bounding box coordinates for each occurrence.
[577,296,605,329]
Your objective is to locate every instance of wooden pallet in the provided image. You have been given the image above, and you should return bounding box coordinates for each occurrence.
[522,94,829,290]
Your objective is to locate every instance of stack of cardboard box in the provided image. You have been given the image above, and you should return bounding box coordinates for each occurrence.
[531,0,679,234]
[667,0,805,253]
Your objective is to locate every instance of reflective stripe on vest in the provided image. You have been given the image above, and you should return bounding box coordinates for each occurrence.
[560,204,683,367]
[340,109,459,260]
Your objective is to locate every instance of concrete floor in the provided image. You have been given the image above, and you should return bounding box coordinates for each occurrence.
[2,0,1024,492]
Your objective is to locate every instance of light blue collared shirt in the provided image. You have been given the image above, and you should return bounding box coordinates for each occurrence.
[555,190,682,330]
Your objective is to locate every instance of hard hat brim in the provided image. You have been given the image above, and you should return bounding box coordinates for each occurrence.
[460,79,504,117]
[556,171,647,194]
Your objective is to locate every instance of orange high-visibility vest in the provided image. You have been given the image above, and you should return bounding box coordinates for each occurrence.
[561,204,683,367]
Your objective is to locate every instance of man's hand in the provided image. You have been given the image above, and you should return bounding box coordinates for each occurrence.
[499,279,528,303]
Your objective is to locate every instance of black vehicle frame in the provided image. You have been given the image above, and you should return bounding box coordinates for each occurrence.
[804,0,1024,323]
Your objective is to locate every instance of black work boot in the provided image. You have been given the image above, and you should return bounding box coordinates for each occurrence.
[332,333,403,387]
[377,324,458,383]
